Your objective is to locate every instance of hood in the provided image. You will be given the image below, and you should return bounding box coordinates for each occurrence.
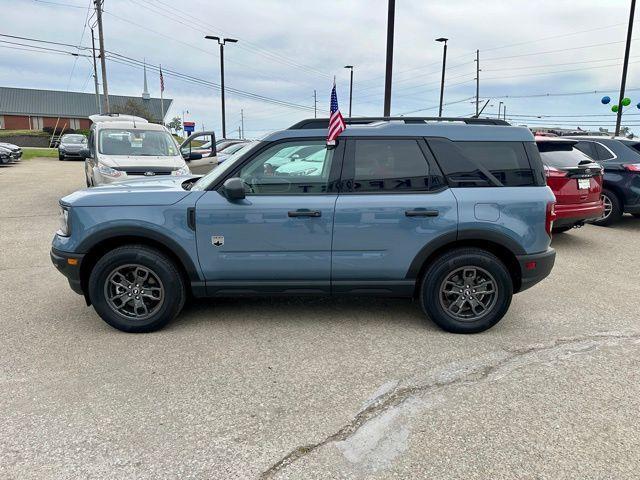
[0,142,19,150]
[99,155,186,169]
[60,143,85,150]
[61,176,196,207]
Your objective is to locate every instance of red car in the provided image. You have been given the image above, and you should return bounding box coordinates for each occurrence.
[536,137,604,233]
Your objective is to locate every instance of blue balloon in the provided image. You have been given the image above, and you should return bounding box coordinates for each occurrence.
[601,96,611,104]
[637,102,640,109]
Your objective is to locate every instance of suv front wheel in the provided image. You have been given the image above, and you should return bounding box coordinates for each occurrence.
[419,248,513,333]
[88,245,186,332]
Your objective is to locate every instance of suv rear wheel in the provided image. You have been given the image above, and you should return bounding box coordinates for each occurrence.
[88,245,185,332]
[592,189,622,226]
[419,248,513,333]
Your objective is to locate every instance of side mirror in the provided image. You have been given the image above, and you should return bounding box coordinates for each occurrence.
[183,151,203,161]
[222,177,246,200]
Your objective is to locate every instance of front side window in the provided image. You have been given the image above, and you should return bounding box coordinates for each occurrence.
[349,139,439,192]
[238,140,336,194]
[99,129,178,156]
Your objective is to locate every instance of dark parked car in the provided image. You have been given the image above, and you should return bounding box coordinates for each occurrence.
[536,137,604,233]
[567,136,640,225]
[58,133,88,160]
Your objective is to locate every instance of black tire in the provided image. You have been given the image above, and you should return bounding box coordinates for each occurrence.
[88,245,186,333]
[419,248,513,334]
[58,154,65,161]
[552,226,573,234]
[592,189,622,226]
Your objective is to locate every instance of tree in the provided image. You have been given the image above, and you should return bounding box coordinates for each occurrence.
[118,99,156,122]
[167,116,182,133]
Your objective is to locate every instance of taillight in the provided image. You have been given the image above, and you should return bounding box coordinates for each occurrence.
[545,202,556,237]
[623,163,640,172]
[544,166,567,178]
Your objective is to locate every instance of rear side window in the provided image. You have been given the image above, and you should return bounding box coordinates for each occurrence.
[574,141,596,159]
[428,139,541,187]
[593,142,615,160]
[347,139,445,192]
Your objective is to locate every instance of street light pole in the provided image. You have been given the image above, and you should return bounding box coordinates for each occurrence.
[205,35,238,139]
[383,0,395,116]
[344,65,354,117]
[436,37,448,118]
[616,0,636,136]
[94,0,109,113]
[90,27,101,114]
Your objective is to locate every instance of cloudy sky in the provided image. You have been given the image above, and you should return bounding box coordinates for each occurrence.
[2,0,640,136]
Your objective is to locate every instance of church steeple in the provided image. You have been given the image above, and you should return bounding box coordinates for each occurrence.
[142,59,150,100]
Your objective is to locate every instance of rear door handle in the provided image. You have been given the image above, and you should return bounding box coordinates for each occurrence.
[405,209,439,217]
[288,209,322,218]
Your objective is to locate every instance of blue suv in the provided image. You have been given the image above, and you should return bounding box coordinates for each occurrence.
[51,117,556,334]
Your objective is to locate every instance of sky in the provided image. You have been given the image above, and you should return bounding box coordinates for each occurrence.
[2,0,640,137]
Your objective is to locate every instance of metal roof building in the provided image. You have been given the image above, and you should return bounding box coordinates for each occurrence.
[0,86,173,131]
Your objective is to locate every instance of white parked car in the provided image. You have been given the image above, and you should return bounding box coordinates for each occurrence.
[82,114,190,187]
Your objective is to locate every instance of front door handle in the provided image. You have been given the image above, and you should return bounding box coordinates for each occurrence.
[405,209,439,217]
[288,209,322,218]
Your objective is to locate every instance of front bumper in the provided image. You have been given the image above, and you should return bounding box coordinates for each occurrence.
[516,248,556,292]
[50,247,85,295]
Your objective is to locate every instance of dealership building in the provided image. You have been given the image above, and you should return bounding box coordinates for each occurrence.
[0,86,172,131]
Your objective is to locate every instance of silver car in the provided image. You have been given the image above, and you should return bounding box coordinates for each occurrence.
[58,134,87,160]
[82,114,190,187]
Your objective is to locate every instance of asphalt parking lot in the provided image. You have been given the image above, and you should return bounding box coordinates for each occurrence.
[1,157,640,479]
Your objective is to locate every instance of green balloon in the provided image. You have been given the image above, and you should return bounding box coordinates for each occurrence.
[612,104,619,112]
[622,97,631,106]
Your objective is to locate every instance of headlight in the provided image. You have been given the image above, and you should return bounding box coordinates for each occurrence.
[98,164,123,178]
[172,166,191,176]
[58,206,70,236]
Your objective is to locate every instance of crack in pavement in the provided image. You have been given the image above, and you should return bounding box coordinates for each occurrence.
[259,331,640,479]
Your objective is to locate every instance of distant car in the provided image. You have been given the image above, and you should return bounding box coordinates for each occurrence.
[215,141,251,163]
[0,145,12,165]
[0,141,22,162]
[566,136,640,225]
[58,134,88,160]
[536,137,604,233]
[83,114,190,187]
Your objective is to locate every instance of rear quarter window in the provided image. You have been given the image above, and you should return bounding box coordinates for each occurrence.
[427,139,544,187]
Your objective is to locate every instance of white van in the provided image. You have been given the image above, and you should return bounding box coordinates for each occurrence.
[82,114,190,186]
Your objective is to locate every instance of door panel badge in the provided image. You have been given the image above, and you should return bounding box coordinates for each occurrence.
[211,235,224,247]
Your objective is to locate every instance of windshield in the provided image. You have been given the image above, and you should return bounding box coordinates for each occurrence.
[99,129,178,156]
[192,141,260,191]
[62,135,86,144]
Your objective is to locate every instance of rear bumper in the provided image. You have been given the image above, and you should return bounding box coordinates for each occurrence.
[50,247,84,295]
[516,248,556,292]
[554,200,604,227]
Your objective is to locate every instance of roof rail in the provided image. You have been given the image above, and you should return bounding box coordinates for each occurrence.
[288,117,510,129]
[89,113,149,124]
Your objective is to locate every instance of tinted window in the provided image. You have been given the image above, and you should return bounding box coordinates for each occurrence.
[350,139,442,192]
[593,142,615,160]
[238,140,336,194]
[537,142,595,168]
[574,141,597,159]
[429,139,537,187]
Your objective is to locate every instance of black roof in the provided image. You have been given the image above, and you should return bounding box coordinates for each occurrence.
[289,117,510,130]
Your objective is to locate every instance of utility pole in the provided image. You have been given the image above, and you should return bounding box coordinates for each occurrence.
[94,0,109,113]
[313,89,317,118]
[240,109,244,139]
[90,28,101,114]
[616,0,636,136]
[436,38,448,118]
[383,0,395,116]
[475,49,480,117]
[503,105,507,121]
[344,65,354,117]
[205,35,238,139]
[498,101,503,119]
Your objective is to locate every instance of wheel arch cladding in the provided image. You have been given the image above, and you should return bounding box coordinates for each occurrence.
[78,230,201,299]
[406,235,522,294]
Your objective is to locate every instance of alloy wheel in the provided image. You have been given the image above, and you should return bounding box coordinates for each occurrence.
[104,264,165,320]
[439,266,498,321]
[600,194,613,220]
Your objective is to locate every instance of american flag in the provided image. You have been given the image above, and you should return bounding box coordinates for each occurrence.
[160,65,165,92]
[327,81,346,144]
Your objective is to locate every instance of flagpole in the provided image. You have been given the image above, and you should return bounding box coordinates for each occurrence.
[160,64,165,125]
